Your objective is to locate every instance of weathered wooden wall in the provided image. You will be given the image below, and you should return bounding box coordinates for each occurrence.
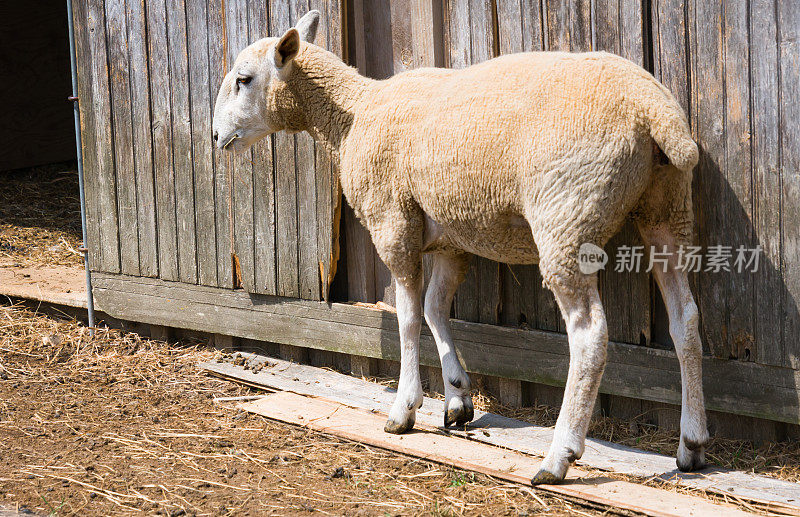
[72,0,341,299]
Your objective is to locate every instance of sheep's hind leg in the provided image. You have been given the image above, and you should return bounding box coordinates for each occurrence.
[532,280,608,485]
[384,273,425,434]
[638,224,708,471]
[424,253,473,427]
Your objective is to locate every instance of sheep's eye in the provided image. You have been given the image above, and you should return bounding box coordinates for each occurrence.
[236,76,252,86]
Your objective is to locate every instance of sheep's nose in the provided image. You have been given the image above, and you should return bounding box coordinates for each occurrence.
[213,131,219,142]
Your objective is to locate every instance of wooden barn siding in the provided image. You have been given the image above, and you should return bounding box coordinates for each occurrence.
[72,0,341,300]
[338,0,800,371]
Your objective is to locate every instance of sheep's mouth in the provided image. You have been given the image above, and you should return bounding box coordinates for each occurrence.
[222,135,238,150]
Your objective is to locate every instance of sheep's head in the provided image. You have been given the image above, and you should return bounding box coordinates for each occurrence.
[212,10,320,152]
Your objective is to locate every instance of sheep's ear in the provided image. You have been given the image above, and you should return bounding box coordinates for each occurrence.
[295,10,320,43]
[274,28,300,68]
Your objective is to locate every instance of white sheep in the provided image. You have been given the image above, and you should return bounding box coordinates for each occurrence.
[212,10,708,484]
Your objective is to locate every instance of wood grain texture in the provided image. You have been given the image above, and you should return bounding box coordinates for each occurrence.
[778,0,800,369]
[87,0,121,274]
[105,0,140,276]
[270,0,300,298]
[126,0,159,278]
[186,0,218,286]
[722,0,755,361]
[146,0,178,281]
[207,0,233,288]
[225,0,256,292]
[72,0,101,270]
[94,273,800,425]
[167,0,199,284]
[750,0,783,366]
[691,0,727,358]
[249,0,278,296]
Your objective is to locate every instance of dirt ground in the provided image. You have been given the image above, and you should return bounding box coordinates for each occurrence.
[0,304,611,517]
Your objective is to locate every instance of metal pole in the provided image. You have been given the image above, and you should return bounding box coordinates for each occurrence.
[66,0,96,335]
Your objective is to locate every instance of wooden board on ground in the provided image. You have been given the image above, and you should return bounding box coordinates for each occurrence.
[0,264,87,309]
[239,391,753,517]
[200,354,800,514]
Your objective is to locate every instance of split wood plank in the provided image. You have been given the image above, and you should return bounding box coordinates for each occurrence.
[239,391,754,517]
[92,272,800,425]
[203,354,800,513]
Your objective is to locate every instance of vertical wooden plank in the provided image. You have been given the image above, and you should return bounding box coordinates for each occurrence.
[105,0,140,276]
[318,0,343,301]
[722,0,755,360]
[545,0,570,50]
[270,0,300,298]
[251,0,278,295]
[691,0,727,358]
[87,0,121,273]
[520,0,544,51]
[778,1,800,369]
[291,0,320,301]
[166,0,199,284]
[207,0,232,288]
[225,0,256,292]
[186,0,218,286]
[147,0,179,281]
[73,0,102,271]
[750,0,783,366]
[126,0,158,277]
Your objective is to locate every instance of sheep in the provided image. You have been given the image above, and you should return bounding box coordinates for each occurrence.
[212,10,708,484]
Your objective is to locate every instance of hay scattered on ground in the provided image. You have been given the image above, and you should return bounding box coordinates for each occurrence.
[0,162,83,268]
[0,304,605,516]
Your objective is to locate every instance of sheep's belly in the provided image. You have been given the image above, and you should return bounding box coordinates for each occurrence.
[423,217,539,265]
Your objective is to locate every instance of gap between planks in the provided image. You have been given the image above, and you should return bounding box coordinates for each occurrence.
[199,354,800,515]
[239,391,753,517]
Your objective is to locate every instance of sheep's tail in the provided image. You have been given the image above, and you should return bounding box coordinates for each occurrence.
[635,77,699,172]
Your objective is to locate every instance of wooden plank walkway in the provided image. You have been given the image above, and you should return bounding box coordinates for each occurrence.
[240,391,753,517]
[0,264,87,309]
[201,354,800,514]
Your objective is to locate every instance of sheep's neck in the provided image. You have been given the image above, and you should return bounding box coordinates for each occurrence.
[287,46,371,154]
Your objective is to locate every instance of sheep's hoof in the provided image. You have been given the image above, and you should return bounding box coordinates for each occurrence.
[384,415,415,434]
[677,444,706,472]
[530,469,563,485]
[443,397,474,428]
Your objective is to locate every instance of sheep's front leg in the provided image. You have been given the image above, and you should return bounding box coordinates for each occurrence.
[384,273,425,434]
[424,253,473,427]
[532,281,608,484]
